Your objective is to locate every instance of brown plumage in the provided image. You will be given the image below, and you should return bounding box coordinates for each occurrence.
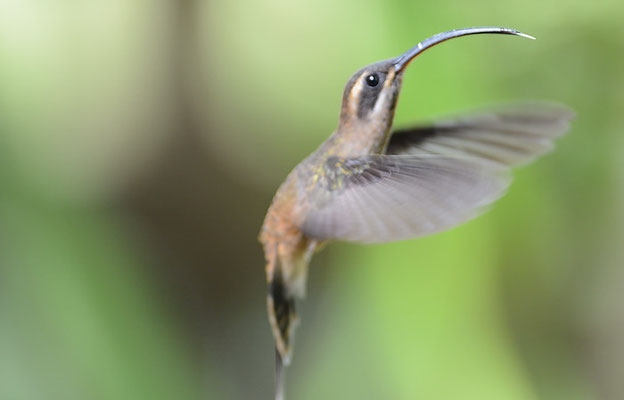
[259,27,573,399]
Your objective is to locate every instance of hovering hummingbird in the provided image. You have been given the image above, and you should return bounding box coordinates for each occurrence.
[259,27,572,399]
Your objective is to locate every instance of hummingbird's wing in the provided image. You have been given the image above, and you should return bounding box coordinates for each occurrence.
[301,103,572,243]
[301,155,510,243]
[386,102,573,166]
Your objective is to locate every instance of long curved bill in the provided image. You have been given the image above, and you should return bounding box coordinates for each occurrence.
[393,27,535,73]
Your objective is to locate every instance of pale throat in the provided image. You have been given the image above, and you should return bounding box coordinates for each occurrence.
[331,116,394,157]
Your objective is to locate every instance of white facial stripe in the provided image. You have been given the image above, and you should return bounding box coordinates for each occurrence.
[348,74,366,113]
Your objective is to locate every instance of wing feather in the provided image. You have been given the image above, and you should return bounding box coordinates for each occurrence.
[302,155,510,243]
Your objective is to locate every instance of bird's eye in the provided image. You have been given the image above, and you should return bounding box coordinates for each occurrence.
[365,73,379,87]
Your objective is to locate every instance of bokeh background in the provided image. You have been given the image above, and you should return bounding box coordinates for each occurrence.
[1,1,623,399]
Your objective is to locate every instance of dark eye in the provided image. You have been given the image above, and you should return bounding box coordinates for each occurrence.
[365,73,379,87]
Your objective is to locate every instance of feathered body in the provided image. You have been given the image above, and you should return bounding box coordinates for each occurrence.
[260,66,402,362]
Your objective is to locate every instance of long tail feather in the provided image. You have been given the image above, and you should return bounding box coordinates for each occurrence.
[275,347,285,400]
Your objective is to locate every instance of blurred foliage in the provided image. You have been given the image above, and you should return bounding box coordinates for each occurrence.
[0,0,623,399]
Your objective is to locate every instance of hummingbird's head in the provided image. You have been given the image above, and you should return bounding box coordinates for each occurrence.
[340,59,404,126]
[338,27,534,131]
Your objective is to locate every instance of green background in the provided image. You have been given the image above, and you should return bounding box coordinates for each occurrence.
[1,1,623,399]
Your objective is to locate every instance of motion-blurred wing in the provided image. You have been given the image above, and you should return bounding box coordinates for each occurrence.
[301,155,510,243]
[387,102,574,166]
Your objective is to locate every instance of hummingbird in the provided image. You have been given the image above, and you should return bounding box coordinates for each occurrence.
[259,27,572,399]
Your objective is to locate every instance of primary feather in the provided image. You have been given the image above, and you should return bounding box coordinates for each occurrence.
[387,102,573,166]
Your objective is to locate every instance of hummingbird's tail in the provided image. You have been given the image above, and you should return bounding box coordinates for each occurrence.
[265,242,316,400]
[267,266,298,366]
